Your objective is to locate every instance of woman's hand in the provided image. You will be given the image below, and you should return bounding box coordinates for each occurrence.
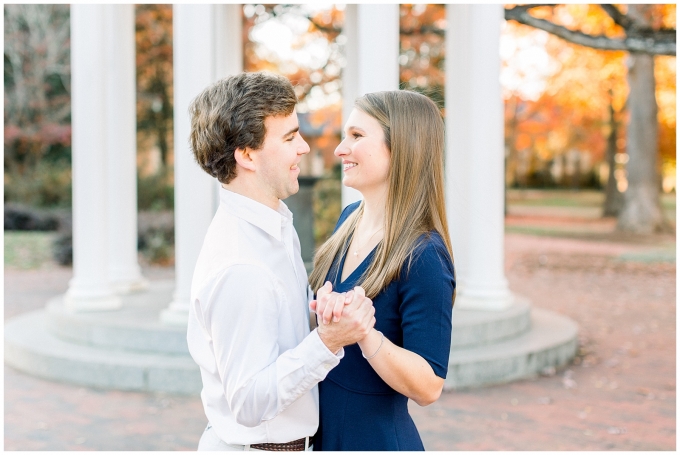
[312,282,376,354]
[309,281,354,325]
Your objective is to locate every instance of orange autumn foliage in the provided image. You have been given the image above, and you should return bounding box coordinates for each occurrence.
[504,4,676,188]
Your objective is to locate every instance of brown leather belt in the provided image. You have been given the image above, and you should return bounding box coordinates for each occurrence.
[251,435,314,451]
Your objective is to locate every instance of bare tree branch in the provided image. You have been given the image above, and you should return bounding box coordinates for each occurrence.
[306,16,340,35]
[600,4,635,31]
[400,25,444,37]
[297,3,676,56]
[601,4,675,38]
[505,5,676,56]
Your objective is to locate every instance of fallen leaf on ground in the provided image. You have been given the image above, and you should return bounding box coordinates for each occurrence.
[607,427,626,435]
[540,366,556,376]
[563,378,577,389]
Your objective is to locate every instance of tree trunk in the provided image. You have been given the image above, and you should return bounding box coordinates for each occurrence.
[603,90,623,216]
[617,5,667,234]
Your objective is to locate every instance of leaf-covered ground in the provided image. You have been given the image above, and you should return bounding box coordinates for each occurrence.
[4,190,675,450]
[410,231,675,450]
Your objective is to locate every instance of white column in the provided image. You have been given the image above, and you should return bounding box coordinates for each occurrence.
[65,5,121,312]
[341,4,399,207]
[105,4,148,294]
[214,5,243,80]
[212,4,244,212]
[445,5,512,310]
[161,4,242,325]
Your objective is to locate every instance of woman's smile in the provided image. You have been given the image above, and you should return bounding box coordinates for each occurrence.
[343,161,358,171]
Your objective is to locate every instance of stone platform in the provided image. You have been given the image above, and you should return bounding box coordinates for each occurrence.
[4,280,577,395]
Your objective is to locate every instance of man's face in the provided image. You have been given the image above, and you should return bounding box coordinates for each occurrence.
[253,109,310,202]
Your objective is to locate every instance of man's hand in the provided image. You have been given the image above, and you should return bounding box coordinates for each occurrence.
[315,284,375,354]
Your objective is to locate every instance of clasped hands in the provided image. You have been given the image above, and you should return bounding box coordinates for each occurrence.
[310,281,375,354]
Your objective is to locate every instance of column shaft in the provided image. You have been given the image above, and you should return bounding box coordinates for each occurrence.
[105,4,148,294]
[212,4,245,211]
[445,5,511,310]
[341,4,399,207]
[66,4,121,311]
[162,5,243,325]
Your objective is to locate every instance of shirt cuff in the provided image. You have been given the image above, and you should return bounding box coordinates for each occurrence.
[301,328,344,374]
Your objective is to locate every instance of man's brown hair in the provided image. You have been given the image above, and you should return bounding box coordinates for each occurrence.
[189,72,298,184]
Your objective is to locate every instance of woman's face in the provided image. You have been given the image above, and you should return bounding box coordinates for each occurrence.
[334,108,391,195]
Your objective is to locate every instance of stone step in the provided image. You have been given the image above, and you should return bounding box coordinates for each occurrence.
[45,283,533,355]
[6,304,577,395]
[450,298,531,348]
[5,310,202,395]
[445,308,578,389]
[45,280,188,355]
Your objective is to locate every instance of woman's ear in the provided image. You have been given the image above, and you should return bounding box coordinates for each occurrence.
[234,147,256,172]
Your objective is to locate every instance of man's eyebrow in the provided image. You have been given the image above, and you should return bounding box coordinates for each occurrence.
[283,126,299,138]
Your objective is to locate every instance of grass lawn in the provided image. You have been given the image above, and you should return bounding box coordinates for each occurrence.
[506,189,676,220]
[505,189,676,254]
[4,231,57,269]
[506,189,605,207]
[4,190,675,269]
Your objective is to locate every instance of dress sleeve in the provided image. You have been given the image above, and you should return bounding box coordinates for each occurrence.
[397,236,455,379]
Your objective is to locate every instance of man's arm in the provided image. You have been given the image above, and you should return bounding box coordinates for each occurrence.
[204,264,341,427]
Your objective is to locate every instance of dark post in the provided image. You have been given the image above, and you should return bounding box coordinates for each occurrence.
[285,176,320,273]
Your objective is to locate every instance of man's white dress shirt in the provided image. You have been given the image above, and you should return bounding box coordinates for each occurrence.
[187,187,342,445]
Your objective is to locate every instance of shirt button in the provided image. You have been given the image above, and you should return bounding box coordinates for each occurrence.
[323,364,332,370]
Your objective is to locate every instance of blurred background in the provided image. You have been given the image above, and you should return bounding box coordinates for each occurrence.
[4,4,676,451]
[4,4,675,268]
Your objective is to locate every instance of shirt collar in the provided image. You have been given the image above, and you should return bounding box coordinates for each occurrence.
[219,187,293,241]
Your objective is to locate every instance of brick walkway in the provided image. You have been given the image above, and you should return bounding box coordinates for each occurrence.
[4,231,676,450]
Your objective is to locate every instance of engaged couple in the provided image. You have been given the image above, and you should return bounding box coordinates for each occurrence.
[187,71,455,451]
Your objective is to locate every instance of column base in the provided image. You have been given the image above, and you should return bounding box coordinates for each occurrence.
[111,277,150,295]
[454,292,514,311]
[64,292,122,313]
[160,303,189,326]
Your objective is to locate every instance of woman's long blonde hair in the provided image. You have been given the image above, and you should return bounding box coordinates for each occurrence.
[309,90,454,301]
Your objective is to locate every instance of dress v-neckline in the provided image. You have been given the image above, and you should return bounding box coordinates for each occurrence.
[337,241,378,286]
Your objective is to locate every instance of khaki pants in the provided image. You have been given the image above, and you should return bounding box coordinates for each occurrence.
[197,425,313,451]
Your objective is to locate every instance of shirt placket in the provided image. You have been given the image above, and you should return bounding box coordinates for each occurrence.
[281,219,306,298]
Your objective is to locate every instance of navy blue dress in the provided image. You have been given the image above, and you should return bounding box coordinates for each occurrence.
[314,202,455,451]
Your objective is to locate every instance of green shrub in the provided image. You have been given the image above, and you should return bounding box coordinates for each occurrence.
[138,210,174,265]
[137,169,174,211]
[141,230,175,264]
[312,164,342,248]
[4,160,72,208]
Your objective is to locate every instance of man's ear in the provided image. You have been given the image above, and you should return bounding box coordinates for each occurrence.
[234,147,256,172]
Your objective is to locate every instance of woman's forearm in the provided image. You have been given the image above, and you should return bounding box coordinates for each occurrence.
[357,329,444,406]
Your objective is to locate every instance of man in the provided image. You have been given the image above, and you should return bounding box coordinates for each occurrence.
[186,71,375,451]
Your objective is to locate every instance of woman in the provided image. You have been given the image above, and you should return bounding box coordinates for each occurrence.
[308,90,456,451]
